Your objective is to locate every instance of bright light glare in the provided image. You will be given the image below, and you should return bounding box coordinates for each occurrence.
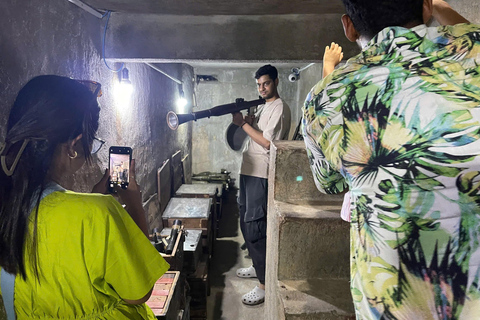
[176,97,188,113]
[114,81,133,114]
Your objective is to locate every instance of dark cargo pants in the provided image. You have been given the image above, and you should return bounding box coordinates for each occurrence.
[238,174,268,284]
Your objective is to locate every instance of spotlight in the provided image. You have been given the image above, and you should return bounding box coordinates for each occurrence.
[176,87,188,113]
[119,67,133,95]
[114,67,133,113]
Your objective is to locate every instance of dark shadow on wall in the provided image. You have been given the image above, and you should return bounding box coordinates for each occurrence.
[208,188,241,319]
[209,239,240,320]
[217,187,240,238]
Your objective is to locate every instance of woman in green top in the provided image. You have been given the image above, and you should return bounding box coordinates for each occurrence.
[0,75,169,319]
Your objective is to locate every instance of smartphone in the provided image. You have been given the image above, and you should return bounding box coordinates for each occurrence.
[109,146,132,192]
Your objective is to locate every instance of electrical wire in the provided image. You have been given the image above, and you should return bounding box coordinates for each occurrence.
[298,63,315,72]
[102,11,124,72]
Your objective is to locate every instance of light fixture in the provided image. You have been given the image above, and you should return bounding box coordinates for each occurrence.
[176,86,188,113]
[114,67,133,114]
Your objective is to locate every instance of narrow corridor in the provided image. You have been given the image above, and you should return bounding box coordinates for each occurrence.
[207,189,265,320]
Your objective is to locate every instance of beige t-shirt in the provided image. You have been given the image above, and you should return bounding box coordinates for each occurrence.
[240,98,291,179]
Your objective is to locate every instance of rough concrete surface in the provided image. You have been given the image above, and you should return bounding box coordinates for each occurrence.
[107,13,358,62]
[276,203,349,281]
[266,141,350,320]
[266,178,283,320]
[85,0,345,15]
[0,1,193,200]
[280,279,354,318]
[270,141,344,204]
[449,0,480,23]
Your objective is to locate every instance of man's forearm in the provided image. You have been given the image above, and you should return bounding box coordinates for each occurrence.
[242,123,270,149]
[433,0,469,25]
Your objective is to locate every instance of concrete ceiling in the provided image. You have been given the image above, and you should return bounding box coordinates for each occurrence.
[81,0,357,67]
[83,0,345,15]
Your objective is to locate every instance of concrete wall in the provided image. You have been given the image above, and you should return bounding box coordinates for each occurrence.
[294,64,324,120]
[191,67,299,183]
[449,0,480,23]
[86,0,346,15]
[266,141,353,319]
[0,0,192,201]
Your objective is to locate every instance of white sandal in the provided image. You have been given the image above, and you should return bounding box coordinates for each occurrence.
[236,265,257,278]
[242,286,265,305]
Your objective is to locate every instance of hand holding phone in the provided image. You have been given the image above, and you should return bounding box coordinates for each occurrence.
[115,159,149,237]
[115,158,142,208]
[109,146,132,192]
[91,169,110,194]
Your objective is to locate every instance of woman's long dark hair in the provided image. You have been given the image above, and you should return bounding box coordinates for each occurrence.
[0,75,100,279]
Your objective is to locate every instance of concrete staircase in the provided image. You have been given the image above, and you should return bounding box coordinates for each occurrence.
[265,141,355,320]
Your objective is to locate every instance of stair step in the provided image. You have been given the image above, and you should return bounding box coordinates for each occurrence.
[278,279,355,320]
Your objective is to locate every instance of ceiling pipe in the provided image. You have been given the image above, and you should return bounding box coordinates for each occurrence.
[67,0,105,18]
[145,63,183,85]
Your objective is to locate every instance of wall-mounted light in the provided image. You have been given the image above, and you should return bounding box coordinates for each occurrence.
[176,86,188,113]
[114,67,133,114]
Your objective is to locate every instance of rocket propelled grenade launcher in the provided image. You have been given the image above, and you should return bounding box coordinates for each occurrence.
[166,97,266,130]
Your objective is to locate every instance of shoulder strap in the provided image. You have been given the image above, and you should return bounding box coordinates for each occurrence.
[0,183,65,319]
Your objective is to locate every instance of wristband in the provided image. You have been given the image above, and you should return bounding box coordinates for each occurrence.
[240,122,247,128]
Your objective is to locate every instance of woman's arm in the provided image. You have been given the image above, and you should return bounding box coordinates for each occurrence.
[123,289,154,305]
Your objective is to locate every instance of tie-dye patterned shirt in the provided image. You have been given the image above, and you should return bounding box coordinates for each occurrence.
[302,23,480,319]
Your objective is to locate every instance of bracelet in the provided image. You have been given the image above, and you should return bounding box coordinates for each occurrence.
[240,122,247,128]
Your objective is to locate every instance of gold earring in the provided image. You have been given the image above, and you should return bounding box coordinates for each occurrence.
[68,151,78,159]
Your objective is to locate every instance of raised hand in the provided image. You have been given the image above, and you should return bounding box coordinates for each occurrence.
[323,42,344,79]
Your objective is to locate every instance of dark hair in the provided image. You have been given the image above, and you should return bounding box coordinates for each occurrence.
[0,75,100,279]
[341,0,424,39]
[255,64,278,81]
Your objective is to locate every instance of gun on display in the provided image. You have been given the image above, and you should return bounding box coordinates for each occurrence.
[166,97,266,130]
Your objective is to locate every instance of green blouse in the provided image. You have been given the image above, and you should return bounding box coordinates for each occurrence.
[1,190,169,319]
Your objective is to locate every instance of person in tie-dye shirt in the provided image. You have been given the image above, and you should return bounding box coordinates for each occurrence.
[302,0,480,318]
